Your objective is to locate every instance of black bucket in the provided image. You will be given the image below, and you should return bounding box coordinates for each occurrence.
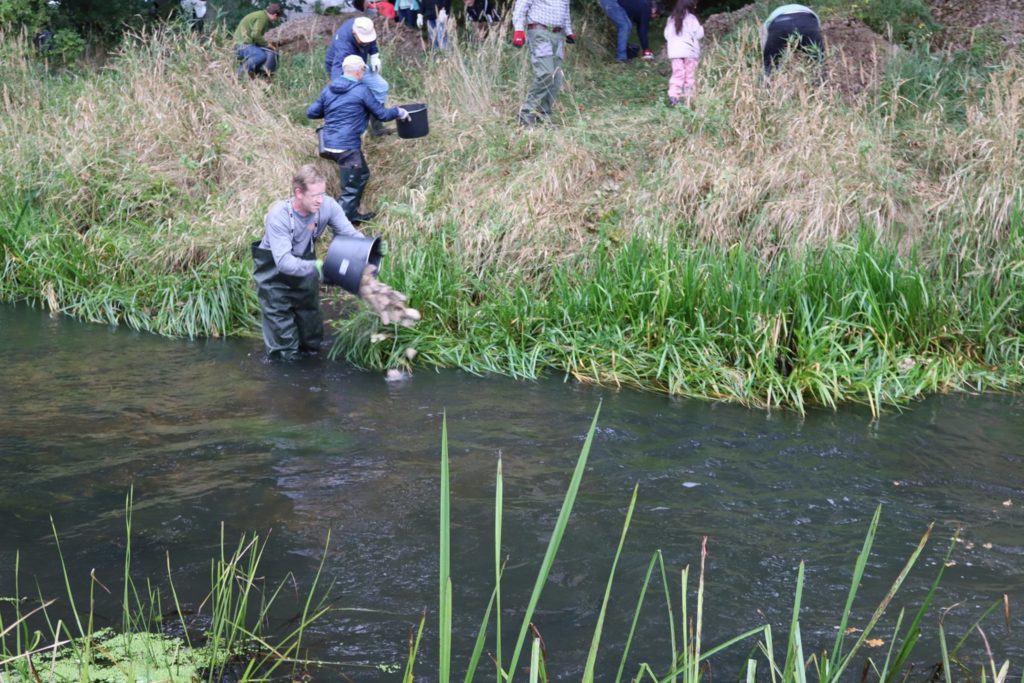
[396,102,429,139]
[322,235,382,295]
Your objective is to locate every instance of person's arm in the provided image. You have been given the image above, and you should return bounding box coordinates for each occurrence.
[562,0,573,35]
[363,89,401,121]
[249,14,271,46]
[266,209,317,277]
[306,91,326,120]
[323,198,365,240]
[511,0,529,31]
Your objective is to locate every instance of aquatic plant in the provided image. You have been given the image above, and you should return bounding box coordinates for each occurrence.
[404,408,1016,681]
[0,490,332,682]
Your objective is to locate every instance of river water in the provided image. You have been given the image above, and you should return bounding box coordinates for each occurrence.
[1,303,1022,680]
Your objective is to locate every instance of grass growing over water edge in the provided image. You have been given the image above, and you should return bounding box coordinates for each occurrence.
[333,226,1024,414]
[2,23,1023,411]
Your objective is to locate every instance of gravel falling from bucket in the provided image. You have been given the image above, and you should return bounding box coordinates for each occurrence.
[358,265,421,327]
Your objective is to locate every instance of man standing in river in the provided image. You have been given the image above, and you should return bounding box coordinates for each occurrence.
[251,165,366,361]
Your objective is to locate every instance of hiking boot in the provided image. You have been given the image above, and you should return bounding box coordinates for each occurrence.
[369,117,395,136]
[349,211,377,224]
[641,49,654,61]
[518,111,539,127]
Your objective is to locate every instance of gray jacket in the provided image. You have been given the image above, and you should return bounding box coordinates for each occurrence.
[258,195,363,278]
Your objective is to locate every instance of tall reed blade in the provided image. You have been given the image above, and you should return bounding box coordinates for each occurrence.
[582,483,639,683]
[494,453,504,683]
[505,403,602,683]
[440,412,452,683]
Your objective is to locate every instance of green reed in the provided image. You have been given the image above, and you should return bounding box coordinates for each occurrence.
[418,408,1012,681]
[0,490,332,682]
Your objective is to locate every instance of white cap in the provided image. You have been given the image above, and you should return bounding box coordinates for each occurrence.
[352,16,377,42]
[342,54,366,72]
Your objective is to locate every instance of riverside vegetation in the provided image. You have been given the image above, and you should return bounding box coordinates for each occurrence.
[0,4,1022,413]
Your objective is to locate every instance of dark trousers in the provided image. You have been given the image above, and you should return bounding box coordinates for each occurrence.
[617,0,652,51]
[252,243,323,361]
[763,12,824,75]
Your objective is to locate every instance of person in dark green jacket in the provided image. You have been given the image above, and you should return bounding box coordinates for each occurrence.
[234,3,283,77]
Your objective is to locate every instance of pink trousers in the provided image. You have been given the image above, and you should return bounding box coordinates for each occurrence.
[668,57,699,99]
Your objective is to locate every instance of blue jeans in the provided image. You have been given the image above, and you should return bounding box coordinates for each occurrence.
[361,69,390,106]
[427,18,449,49]
[598,0,631,61]
[235,44,277,76]
[618,0,651,51]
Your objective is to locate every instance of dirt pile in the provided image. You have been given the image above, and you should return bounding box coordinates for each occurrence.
[821,18,897,97]
[264,13,426,61]
[702,3,757,42]
[930,0,1024,47]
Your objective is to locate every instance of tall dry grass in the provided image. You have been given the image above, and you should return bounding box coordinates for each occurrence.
[0,26,331,267]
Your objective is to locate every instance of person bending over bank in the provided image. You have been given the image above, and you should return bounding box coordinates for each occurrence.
[252,166,366,361]
[760,4,824,76]
[308,55,409,224]
[234,3,282,78]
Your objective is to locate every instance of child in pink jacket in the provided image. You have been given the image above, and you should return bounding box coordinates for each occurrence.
[663,0,703,105]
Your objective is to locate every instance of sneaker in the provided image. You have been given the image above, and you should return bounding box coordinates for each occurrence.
[641,49,654,61]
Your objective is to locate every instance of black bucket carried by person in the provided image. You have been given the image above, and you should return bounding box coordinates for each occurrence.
[396,103,429,139]
[323,235,382,295]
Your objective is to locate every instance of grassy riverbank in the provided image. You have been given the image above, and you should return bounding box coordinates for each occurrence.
[1,16,1022,411]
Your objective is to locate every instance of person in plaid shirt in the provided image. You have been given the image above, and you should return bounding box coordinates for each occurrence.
[511,0,576,126]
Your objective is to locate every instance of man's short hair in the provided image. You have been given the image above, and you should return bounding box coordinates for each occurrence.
[292,165,326,193]
[266,3,283,16]
[342,54,366,74]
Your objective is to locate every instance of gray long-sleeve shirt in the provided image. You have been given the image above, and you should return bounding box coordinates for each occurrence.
[258,195,363,278]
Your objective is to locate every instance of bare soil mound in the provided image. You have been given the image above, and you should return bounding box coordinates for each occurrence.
[265,13,426,62]
[702,3,756,42]
[930,0,1024,47]
[821,18,897,97]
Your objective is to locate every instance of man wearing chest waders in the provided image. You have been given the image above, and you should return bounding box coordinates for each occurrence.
[251,165,366,361]
[760,4,824,77]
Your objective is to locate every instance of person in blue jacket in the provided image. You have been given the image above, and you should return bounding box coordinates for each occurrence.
[324,16,394,136]
[308,54,410,224]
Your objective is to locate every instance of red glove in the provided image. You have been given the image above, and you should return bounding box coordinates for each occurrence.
[565,32,576,43]
[512,30,526,47]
